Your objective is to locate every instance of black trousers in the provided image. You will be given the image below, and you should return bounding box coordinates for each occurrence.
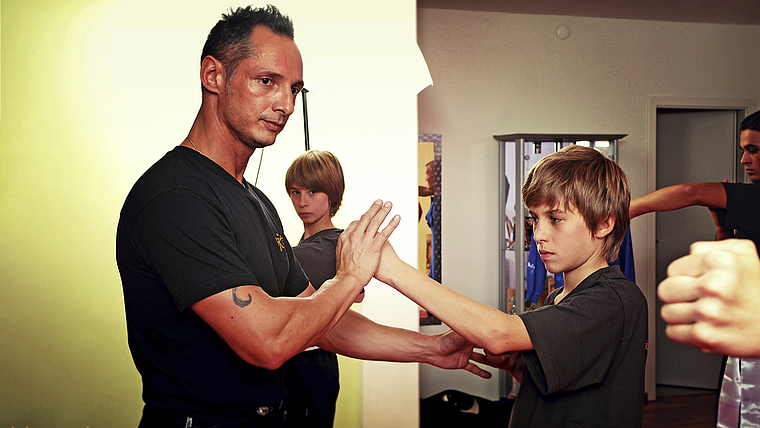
[283,348,340,428]
[139,403,285,428]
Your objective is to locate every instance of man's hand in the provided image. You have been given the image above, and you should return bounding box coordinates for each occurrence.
[335,200,400,289]
[708,207,734,240]
[659,239,760,358]
[428,329,491,379]
[470,349,525,382]
[708,179,733,241]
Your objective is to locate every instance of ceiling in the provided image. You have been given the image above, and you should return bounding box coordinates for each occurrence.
[417,0,760,26]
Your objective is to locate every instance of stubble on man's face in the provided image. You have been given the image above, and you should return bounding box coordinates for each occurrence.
[219,26,304,151]
[740,129,760,183]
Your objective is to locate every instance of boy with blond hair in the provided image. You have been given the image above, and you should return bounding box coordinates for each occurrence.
[376,145,648,427]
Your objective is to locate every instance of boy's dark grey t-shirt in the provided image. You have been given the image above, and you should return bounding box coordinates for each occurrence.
[511,265,648,428]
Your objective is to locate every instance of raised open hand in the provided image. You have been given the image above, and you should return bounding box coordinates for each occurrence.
[335,200,400,290]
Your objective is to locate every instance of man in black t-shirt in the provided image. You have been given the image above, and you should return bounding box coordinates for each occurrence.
[630,109,760,250]
[630,109,760,428]
[116,6,487,427]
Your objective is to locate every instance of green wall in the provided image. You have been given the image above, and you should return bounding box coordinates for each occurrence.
[0,0,145,425]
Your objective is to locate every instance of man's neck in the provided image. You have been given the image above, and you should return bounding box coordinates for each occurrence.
[185,112,255,185]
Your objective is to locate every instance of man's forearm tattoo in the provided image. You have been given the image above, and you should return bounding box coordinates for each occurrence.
[232,287,252,308]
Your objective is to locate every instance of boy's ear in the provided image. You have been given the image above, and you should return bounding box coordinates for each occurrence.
[595,214,616,239]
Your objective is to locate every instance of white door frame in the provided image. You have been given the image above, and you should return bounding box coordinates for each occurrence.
[644,97,757,401]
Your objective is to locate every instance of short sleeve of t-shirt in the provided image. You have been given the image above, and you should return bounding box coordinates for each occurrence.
[518,282,625,394]
[120,150,309,311]
[716,182,760,233]
[293,228,342,289]
[129,188,261,310]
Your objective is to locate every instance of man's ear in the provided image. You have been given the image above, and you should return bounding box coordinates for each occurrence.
[595,214,616,239]
[200,55,225,95]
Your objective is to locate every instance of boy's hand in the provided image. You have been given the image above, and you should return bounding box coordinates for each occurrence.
[659,239,760,358]
[335,200,400,290]
[375,240,403,286]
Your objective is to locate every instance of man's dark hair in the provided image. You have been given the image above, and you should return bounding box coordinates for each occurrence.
[741,110,760,133]
[201,4,295,85]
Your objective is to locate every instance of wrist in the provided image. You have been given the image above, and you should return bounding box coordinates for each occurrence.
[412,333,439,365]
[376,248,398,284]
[333,270,370,294]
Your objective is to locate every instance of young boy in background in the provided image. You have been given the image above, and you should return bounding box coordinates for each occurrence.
[283,150,361,427]
[376,145,648,427]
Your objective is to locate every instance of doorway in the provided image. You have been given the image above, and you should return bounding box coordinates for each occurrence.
[654,108,740,393]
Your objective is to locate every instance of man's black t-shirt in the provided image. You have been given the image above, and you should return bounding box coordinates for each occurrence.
[716,182,760,252]
[116,146,309,412]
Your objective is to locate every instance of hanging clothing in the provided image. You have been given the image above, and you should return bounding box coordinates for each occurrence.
[717,357,760,428]
[425,196,441,282]
[610,228,636,283]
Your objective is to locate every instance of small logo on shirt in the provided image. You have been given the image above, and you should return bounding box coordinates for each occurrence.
[275,233,285,252]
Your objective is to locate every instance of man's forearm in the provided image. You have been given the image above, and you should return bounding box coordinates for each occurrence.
[319,309,431,363]
[320,309,491,379]
[630,182,727,219]
[630,185,691,218]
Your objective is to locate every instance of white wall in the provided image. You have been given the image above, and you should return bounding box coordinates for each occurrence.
[417,7,760,400]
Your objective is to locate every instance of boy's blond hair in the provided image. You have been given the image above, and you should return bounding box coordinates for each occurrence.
[522,144,630,262]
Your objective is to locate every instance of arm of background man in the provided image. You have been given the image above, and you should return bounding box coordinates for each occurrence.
[191,200,398,370]
[629,182,727,219]
[317,309,491,379]
[375,243,533,357]
[659,239,760,358]
[709,208,735,241]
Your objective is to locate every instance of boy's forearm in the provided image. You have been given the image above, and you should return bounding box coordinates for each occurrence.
[379,250,532,354]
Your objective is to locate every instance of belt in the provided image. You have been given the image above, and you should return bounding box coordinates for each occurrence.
[255,400,284,416]
[142,401,285,425]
